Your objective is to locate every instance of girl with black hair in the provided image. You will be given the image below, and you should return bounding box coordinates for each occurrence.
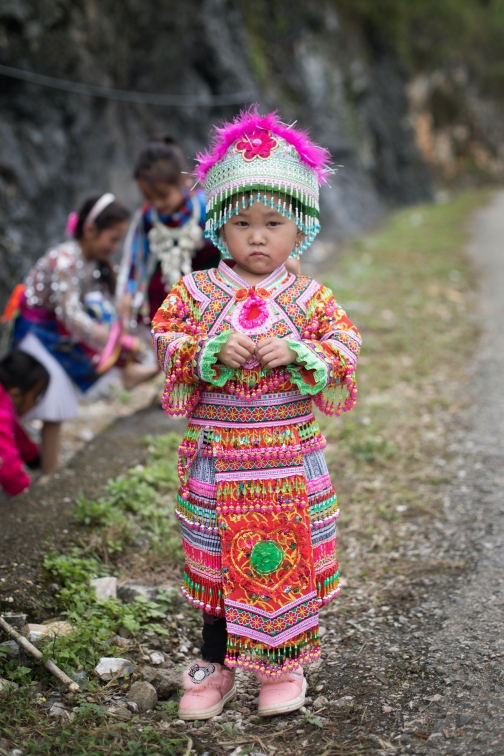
[0,350,49,496]
[7,194,158,472]
[117,137,220,330]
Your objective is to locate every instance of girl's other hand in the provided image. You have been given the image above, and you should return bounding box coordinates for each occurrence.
[255,337,297,369]
[217,332,255,368]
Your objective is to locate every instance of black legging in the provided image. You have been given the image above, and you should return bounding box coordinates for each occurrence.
[201,613,227,665]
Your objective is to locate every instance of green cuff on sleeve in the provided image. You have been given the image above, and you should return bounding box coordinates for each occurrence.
[285,339,328,395]
[199,331,235,386]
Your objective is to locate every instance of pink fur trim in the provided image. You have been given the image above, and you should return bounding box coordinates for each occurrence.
[195,105,332,185]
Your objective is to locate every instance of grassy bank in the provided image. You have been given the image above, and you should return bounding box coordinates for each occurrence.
[0,188,492,755]
[319,188,491,598]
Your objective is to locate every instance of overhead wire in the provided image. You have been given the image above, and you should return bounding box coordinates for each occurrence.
[0,63,257,107]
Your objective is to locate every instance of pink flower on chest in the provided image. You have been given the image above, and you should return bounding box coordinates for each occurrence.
[236,287,271,330]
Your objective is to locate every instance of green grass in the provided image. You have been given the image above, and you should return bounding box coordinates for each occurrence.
[71,432,183,561]
[317,188,492,588]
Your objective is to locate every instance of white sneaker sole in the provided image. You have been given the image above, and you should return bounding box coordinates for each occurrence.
[178,683,237,721]
[258,677,307,717]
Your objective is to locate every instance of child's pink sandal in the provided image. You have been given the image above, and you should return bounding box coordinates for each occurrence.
[178,661,236,721]
[256,666,307,717]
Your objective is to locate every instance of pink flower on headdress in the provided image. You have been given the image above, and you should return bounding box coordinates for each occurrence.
[235,129,278,162]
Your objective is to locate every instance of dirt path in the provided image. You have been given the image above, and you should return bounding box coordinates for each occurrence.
[409,190,504,752]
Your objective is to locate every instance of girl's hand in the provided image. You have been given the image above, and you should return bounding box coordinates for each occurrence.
[255,337,297,369]
[217,332,255,368]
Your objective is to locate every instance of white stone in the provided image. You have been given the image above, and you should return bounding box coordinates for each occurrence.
[94,657,133,680]
[149,651,165,665]
[90,577,117,599]
[330,695,354,708]
[22,622,74,643]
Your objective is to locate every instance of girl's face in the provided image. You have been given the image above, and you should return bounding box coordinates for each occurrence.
[221,197,303,280]
[9,380,47,416]
[81,221,128,262]
[137,179,185,216]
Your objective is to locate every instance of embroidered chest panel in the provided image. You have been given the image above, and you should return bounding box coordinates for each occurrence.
[185,269,319,343]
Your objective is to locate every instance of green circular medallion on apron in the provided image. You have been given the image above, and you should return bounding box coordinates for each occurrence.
[250,540,284,575]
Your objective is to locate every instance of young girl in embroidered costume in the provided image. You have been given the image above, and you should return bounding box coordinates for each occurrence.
[7,195,158,473]
[152,109,361,719]
[117,137,221,332]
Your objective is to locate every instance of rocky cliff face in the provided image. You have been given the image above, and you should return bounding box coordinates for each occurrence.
[0,0,435,308]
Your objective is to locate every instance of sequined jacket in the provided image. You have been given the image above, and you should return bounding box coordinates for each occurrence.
[22,241,112,351]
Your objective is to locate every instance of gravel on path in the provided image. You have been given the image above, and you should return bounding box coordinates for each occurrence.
[401,189,504,753]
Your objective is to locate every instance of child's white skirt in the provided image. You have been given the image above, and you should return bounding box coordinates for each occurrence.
[18,332,79,422]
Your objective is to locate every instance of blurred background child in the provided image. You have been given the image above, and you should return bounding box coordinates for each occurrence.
[7,194,158,473]
[117,136,220,331]
[0,350,49,496]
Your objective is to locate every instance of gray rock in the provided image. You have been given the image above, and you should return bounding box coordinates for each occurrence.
[1,613,27,630]
[136,663,181,699]
[0,677,19,692]
[49,702,75,722]
[68,670,87,687]
[457,713,475,727]
[107,703,133,721]
[117,581,159,603]
[94,657,133,681]
[127,680,158,713]
[0,641,22,660]
[313,695,329,708]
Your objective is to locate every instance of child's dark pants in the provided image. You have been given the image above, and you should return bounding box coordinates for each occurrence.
[201,612,227,665]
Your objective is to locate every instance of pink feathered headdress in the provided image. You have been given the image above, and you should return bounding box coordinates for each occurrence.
[196,106,332,258]
[195,106,332,185]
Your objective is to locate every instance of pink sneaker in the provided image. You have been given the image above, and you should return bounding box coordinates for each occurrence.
[256,667,307,717]
[178,661,236,721]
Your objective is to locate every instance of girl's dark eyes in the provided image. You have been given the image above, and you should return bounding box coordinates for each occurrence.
[234,221,281,226]
[233,220,282,227]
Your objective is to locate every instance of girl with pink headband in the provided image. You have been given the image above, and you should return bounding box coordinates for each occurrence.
[5,194,158,472]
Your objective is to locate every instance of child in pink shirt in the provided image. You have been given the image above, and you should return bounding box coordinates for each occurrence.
[0,350,49,496]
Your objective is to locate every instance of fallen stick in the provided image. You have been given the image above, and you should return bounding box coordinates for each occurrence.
[0,615,79,692]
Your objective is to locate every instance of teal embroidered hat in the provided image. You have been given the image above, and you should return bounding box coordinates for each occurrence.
[195,107,332,258]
